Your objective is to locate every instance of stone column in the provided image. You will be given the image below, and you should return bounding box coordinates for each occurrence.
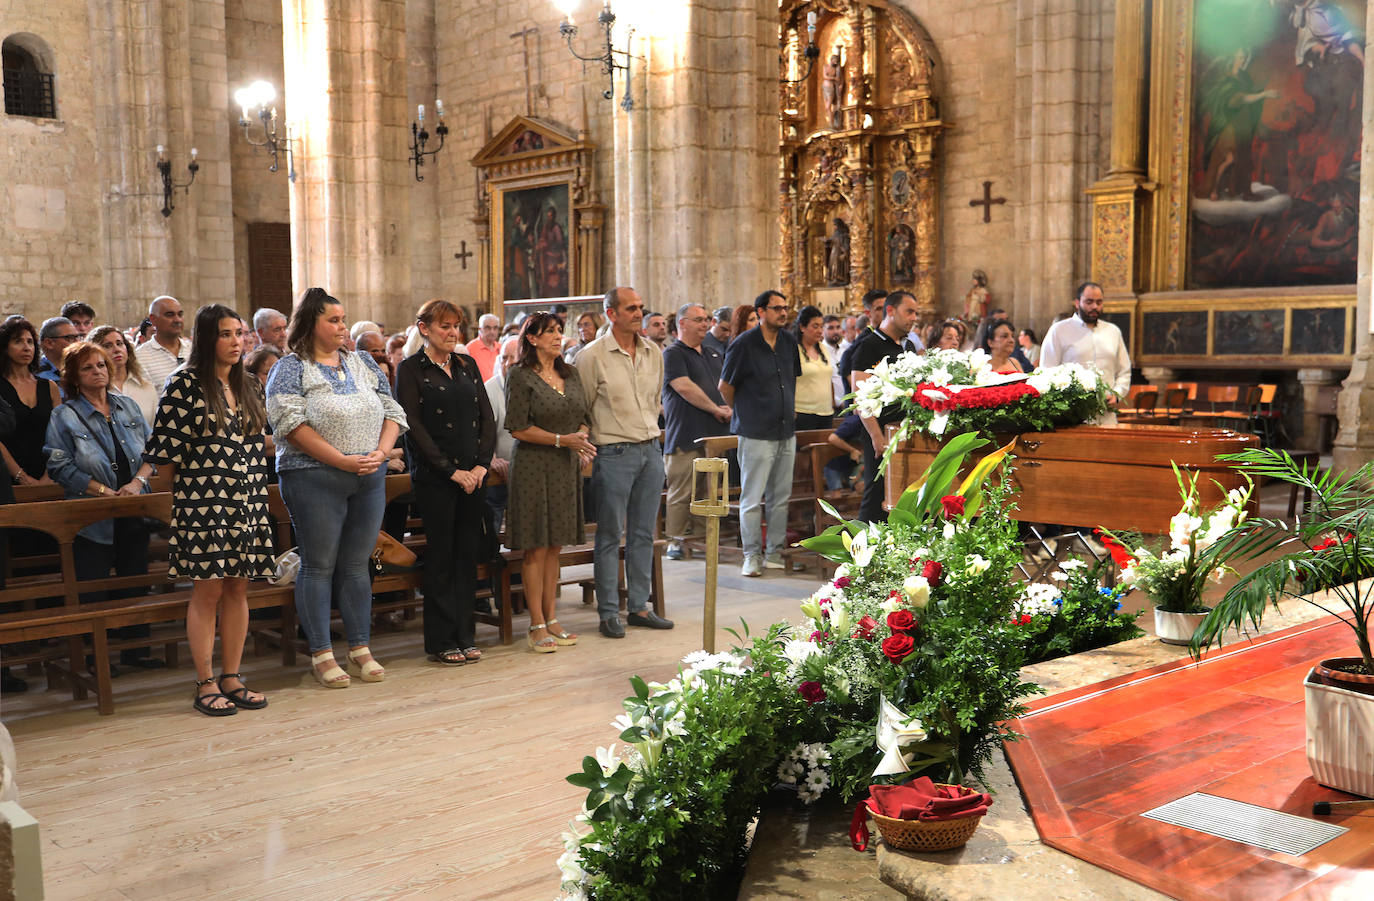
[282,0,412,326]
[1013,0,1110,326]
[612,0,778,311]
[1105,0,1148,178]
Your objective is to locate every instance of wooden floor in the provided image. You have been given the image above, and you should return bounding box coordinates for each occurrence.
[3,561,819,901]
[1006,616,1374,901]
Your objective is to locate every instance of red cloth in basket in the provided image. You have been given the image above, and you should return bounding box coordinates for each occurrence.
[850,777,993,851]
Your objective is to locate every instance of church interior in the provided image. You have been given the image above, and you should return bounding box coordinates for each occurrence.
[4,0,1374,898]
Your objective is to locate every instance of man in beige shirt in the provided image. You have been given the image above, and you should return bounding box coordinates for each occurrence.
[577,287,674,638]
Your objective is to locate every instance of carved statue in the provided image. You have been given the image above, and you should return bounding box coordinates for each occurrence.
[824,217,851,286]
[888,225,914,283]
[963,269,991,321]
[822,51,845,129]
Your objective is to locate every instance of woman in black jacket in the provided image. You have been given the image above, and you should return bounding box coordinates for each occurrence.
[394,299,496,666]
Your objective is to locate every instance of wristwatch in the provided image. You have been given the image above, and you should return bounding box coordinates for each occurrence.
[137,475,150,493]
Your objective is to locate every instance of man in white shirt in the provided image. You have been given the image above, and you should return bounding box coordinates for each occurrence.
[133,295,191,390]
[1039,281,1132,421]
[253,308,287,352]
[483,336,519,532]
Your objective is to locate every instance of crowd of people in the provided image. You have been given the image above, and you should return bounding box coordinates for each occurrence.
[0,279,1129,713]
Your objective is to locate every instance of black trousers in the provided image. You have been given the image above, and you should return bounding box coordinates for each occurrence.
[795,412,834,431]
[75,518,152,648]
[414,477,483,654]
[858,427,888,524]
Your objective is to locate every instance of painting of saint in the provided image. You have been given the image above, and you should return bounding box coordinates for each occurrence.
[501,183,571,300]
[1188,0,1364,288]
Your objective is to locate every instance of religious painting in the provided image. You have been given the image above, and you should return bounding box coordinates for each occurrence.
[1102,312,1132,351]
[1188,0,1364,289]
[1143,311,1209,356]
[499,183,571,301]
[1214,309,1285,354]
[1291,306,1347,353]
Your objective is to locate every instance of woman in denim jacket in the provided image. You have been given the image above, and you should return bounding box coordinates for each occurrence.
[44,341,160,667]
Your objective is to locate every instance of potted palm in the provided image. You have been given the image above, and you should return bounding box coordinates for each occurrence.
[1193,448,1374,796]
[1102,464,1253,645]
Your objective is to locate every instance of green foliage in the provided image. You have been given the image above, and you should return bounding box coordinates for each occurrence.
[1194,448,1374,669]
[1014,557,1143,663]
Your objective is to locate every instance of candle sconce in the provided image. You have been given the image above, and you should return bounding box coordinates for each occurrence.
[156,145,199,218]
[233,80,295,181]
[409,100,448,182]
[781,11,820,85]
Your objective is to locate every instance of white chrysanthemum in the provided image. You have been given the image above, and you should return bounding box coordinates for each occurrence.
[783,638,822,666]
[804,768,831,793]
[1026,371,1052,394]
[1059,559,1086,572]
[1050,570,1068,582]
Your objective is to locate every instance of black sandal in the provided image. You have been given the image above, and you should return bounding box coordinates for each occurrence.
[193,677,237,717]
[431,649,466,666]
[217,673,268,710]
[461,647,482,663]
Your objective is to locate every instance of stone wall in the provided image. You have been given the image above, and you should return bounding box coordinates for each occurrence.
[0,2,104,321]
[225,0,291,317]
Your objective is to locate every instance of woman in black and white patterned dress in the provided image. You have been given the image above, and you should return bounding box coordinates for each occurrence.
[144,304,275,717]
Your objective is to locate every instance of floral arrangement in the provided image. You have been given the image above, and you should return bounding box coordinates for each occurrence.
[1194,449,1374,672]
[850,348,1109,474]
[557,434,1146,900]
[1013,557,1143,661]
[1103,464,1254,614]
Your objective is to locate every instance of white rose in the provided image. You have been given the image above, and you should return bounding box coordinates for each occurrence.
[880,595,904,615]
[966,554,990,575]
[902,575,931,608]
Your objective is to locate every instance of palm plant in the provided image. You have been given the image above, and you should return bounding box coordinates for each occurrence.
[1193,448,1374,672]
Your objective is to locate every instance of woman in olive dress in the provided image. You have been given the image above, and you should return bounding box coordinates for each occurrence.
[504,312,596,653]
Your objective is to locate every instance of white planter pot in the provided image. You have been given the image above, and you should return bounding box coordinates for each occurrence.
[1305,668,1374,798]
[1153,607,1210,646]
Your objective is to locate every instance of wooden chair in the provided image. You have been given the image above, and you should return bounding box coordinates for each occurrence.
[1118,389,1159,422]
[1161,388,1190,422]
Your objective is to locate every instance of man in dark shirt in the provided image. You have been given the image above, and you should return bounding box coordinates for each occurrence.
[662,303,730,560]
[719,290,801,577]
[837,288,888,389]
[850,290,920,522]
[702,306,732,358]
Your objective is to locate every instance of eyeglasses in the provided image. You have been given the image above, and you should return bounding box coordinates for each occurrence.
[682,316,710,323]
[50,333,79,343]
[766,305,789,313]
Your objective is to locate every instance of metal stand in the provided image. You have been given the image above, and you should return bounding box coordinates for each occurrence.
[689,457,730,653]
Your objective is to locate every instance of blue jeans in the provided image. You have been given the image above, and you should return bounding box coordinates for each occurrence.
[738,436,795,557]
[591,440,664,619]
[279,466,387,653]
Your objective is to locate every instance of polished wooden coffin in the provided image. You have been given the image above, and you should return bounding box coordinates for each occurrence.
[883,424,1260,533]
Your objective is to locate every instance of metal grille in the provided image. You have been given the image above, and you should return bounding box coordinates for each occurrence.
[3,69,55,119]
[1142,793,1347,856]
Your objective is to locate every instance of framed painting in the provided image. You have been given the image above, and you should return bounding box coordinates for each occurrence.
[495,182,572,302]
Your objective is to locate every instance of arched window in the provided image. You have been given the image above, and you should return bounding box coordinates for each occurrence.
[2,34,56,119]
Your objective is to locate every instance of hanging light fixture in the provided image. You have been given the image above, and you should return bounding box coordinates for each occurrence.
[555,0,635,112]
[781,11,820,85]
[233,80,295,181]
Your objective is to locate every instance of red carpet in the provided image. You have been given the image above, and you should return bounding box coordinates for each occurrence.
[1005,617,1374,900]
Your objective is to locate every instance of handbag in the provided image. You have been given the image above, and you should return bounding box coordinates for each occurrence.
[372,530,418,575]
[269,548,300,586]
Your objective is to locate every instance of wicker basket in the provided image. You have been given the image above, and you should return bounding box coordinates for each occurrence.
[869,785,986,852]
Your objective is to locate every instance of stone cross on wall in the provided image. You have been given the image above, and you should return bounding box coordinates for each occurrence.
[969,181,1006,223]
[509,25,539,117]
[453,241,474,270]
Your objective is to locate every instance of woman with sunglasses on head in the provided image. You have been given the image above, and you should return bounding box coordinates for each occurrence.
[144,305,275,716]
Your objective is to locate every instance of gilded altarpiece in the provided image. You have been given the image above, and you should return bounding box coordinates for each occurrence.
[471,116,604,315]
[1090,0,1358,369]
[778,0,946,322]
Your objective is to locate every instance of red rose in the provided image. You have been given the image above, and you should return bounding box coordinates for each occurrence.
[1016,614,1033,625]
[886,610,917,633]
[921,560,943,586]
[798,681,827,704]
[834,576,852,589]
[941,495,966,518]
[881,633,916,664]
[854,615,878,640]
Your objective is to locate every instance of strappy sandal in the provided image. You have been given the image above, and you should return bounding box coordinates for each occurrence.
[461,647,482,663]
[347,646,386,682]
[310,650,350,688]
[217,673,268,709]
[193,676,237,717]
[431,649,466,666]
[546,619,578,646]
[528,624,557,654]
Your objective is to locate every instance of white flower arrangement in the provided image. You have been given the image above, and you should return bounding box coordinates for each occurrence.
[776,742,833,804]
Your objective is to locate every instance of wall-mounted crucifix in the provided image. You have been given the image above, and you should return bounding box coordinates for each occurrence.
[453,240,474,270]
[509,25,540,117]
[969,180,1006,223]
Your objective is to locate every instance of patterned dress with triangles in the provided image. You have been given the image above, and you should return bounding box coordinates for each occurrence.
[143,369,275,580]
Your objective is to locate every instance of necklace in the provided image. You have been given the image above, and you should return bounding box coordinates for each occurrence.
[537,366,565,396]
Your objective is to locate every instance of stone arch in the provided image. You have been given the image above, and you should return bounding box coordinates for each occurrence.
[2,32,58,118]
